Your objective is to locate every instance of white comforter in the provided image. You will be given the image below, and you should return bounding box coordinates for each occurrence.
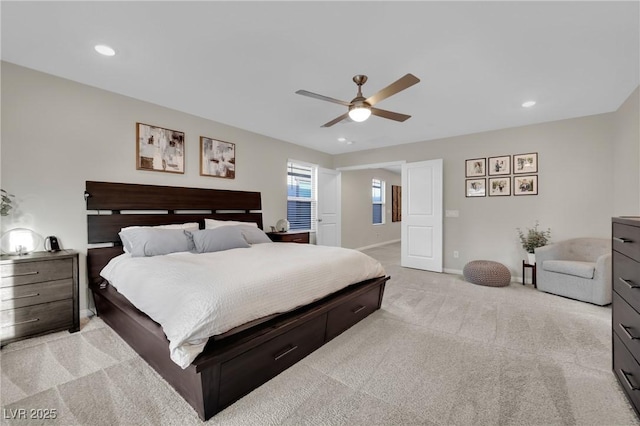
[100,243,385,368]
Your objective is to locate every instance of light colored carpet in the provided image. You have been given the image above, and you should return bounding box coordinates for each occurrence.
[1,242,638,425]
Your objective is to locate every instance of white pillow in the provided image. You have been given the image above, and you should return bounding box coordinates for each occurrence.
[204,218,258,230]
[120,222,199,252]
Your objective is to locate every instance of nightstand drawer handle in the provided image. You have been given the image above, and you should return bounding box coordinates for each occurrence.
[2,293,40,301]
[274,345,298,361]
[619,323,640,340]
[614,237,633,244]
[352,305,366,314]
[5,271,39,278]
[2,318,39,328]
[620,369,640,391]
[620,277,640,289]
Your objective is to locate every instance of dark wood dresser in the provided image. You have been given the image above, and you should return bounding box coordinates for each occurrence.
[267,231,310,244]
[0,250,79,346]
[612,217,640,416]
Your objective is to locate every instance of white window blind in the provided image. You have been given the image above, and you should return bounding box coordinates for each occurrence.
[372,178,385,225]
[287,161,317,231]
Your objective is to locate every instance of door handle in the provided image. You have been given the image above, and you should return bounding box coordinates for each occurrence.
[317,219,323,222]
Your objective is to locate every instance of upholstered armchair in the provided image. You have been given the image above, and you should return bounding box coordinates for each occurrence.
[535,238,611,305]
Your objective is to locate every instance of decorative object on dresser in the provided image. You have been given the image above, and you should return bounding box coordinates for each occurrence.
[200,136,236,179]
[0,250,79,346]
[0,228,44,256]
[267,230,310,244]
[85,181,388,421]
[535,238,611,305]
[136,122,185,174]
[612,217,640,417]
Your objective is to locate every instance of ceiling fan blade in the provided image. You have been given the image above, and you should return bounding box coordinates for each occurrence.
[370,107,411,122]
[321,112,350,127]
[365,74,420,106]
[295,90,352,107]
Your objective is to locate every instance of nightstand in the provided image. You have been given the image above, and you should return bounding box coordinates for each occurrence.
[267,231,310,244]
[0,250,79,346]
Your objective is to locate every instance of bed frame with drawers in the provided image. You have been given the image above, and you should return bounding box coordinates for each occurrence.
[85,181,388,420]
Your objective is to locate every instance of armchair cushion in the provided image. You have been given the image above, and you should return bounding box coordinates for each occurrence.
[542,260,595,279]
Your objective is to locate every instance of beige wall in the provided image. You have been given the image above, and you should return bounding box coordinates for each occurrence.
[612,86,640,216]
[0,62,333,311]
[2,60,638,309]
[341,169,401,249]
[335,112,622,275]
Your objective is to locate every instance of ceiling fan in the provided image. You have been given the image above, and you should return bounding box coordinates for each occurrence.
[296,73,420,127]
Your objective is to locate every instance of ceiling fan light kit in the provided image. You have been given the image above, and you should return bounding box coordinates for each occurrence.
[296,73,420,127]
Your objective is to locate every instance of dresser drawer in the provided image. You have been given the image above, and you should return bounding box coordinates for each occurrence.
[0,279,73,311]
[326,284,380,341]
[613,291,640,361]
[218,314,325,408]
[613,223,640,262]
[1,258,73,287]
[614,252,640,310]
[614,333,640,414]
[1,299,73,342]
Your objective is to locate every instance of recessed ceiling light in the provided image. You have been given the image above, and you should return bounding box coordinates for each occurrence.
[522,100,536,108]
[94,44,116,56]
[346,141,355,145]
[337,137,346,142]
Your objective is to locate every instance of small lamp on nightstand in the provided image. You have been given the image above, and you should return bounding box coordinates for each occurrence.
[276,219,290,232]
[0,228,43,255]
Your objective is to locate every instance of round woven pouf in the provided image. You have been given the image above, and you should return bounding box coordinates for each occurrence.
[463,260,511,287]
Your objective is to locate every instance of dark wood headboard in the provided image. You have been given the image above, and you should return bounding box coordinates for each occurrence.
[86,181,263,285]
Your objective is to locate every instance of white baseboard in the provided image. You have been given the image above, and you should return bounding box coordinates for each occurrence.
[356,239,401,251]
[443,268,463,275]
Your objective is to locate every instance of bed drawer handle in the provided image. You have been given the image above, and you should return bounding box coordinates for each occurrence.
[619,324,640,340]
[5,271,39,278]
[2,292,40,301]
[2,318,39,328]
[620,369,640,391]
[614,237,633,244]
[620,277,640,289]
[274,345,298,361]
[352,305,366,314]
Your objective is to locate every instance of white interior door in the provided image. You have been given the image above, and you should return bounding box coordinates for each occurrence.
[317,168,341,247]
[401,159,443,272]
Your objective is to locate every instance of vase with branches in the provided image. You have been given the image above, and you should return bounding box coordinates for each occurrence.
[1,189,14,216]
[517,221,551,263]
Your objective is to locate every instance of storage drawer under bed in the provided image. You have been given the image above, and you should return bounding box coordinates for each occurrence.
[326,284,381,341]
[218,313,326,408]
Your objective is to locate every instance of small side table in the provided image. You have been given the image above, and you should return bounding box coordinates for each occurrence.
[522,260,536,288]
[266,231,310,244]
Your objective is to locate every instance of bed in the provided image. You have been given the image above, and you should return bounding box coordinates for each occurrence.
[85,181,389,420]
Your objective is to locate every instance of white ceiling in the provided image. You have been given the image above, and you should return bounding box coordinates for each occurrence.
[2,2,638,155]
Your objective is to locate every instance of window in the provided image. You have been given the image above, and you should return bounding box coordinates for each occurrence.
[287,161,317,231]
[372,178,385,225]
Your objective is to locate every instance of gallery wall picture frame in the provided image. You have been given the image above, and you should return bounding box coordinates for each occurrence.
[513,152,538,174]
[465,158,486,177]
[488,177,511,196]
[200,137,236,179]
[488,155,511,176]
[466,178,486,197]
[136,123,185,174]
[514,175,538,195]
